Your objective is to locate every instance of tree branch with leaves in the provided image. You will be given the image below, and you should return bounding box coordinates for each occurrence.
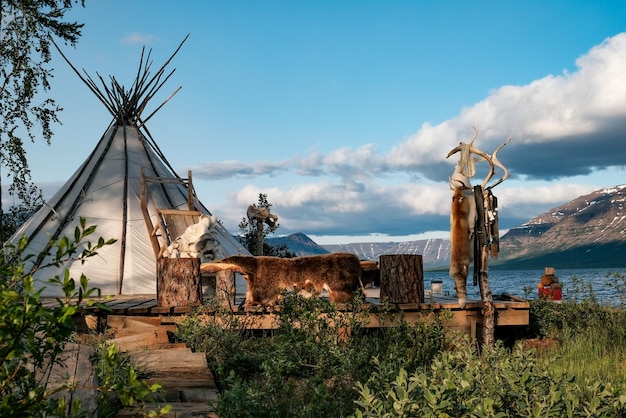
[0,0,85,239]
[238,193,294,257]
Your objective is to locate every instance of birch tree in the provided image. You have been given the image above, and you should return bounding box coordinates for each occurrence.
[0,0,84,240]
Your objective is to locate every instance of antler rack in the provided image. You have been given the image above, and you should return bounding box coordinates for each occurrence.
[446,128,511,190]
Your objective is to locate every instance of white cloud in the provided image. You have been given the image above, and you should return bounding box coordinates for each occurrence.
[120,33,157,45]
[387,122,459,168]
[387,32,626,173]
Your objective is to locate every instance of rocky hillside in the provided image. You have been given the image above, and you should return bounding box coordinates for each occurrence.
[495,184,626,269]
[266,232,329,256]
[322,242,399,260]
[265,184,626,269]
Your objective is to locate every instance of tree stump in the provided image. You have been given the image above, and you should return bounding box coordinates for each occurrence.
[215,270,236,308]
[379,254,424,304]
[156,258,202,308]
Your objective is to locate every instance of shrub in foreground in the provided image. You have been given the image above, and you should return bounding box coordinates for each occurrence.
[352,334,626,417]
[177,279,626,417]
[176,292,447,417]
[0,219,163,417]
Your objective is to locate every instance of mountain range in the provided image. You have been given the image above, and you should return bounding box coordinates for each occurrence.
[266,184,626,270]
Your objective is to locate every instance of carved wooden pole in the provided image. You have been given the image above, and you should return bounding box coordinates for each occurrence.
[474,185,495,348]
[255,219,264,256]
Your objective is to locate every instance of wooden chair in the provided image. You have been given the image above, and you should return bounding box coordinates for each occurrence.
[140,167,222,305]
[152,209,204,257]
[140,167,202,258]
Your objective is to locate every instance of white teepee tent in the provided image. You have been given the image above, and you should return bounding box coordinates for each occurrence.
[9,37,249,296]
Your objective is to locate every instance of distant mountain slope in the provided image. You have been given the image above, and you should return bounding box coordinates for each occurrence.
[263,184,626,270]
[266,233,329,256]
[273,236,450,268]
[495,184,626,269]
[323,239,450,268]
[322,242,399,260]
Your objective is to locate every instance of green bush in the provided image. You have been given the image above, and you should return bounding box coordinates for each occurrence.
[352,334,626,417]
[176,276,626,417]
[0,219,113,417]
[176,291,448,418]
[92,342,169,417]
[0,218,163,417]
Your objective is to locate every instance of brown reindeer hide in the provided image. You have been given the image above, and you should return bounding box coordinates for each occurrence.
[449,187,471,306]
[202,253,364,306]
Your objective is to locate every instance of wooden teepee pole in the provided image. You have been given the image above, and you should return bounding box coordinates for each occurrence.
[255,219,264,256]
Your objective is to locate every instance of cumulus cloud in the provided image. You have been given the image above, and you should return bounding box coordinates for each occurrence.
[189,159,292,179]
[389,33,626,182]
[196,33,626,241]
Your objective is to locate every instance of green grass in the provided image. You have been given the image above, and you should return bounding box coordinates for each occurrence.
[536,305,626,386]
[530,273,626,387]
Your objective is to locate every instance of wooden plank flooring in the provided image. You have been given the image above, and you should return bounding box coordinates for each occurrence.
[48,289,531,337]
[51,290,529,314]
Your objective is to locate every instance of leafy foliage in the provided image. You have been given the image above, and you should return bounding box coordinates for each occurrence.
[0,0,84,233]
[0,218,163,417]
[176,292,447,418]
[528,275,626,386]
[93,342,170,418]
[0,218,112,416]
[352,335,626,417]
[176,278,626,417]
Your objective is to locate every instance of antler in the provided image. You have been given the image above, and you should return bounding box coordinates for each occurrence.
[486,138,511,190]
[447,128,495,189]
[468,126,479,146]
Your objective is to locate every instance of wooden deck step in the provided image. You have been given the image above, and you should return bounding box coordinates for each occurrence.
[117,401,218,418]
[105,314,219,415]
[118,347,218,418]
[155,386,219,404]
[143,369,218,411]
[145,369,217,389]
[129,348,209,371]
[107,315,164,329]
[44,343,98,413]
[107,327,172,351]
[105,315,180,351]
[111,324,177,338]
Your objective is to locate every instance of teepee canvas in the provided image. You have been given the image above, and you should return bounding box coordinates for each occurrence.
[9,38,249,296]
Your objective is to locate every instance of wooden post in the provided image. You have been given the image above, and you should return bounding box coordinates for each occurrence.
[156,258,202,308]
[215,270,236,309]
[256,219,264,256]
[379,254,424,304]
[478,244,495,347]
[475,185,495,348]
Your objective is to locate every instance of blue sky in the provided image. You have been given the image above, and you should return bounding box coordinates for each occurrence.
[15,0,626,244]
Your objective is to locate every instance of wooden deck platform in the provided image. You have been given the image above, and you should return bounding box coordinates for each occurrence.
[51,288,530,342]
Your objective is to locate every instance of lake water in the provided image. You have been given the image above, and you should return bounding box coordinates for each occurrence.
[231,266,626,306]
[424,267,626,305]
